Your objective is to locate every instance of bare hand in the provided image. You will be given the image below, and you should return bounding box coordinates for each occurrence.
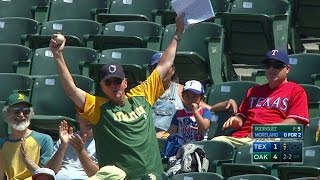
[222,116,243,130]
[19,138,28,161]
[59,120,73,146]
[49,33,66,57]
[69,133,86,154]
[191,103,199,112]
[175,13,185,37]
[226,99,238,113]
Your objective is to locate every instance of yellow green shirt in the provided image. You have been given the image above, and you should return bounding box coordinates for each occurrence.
[79,70,164,179]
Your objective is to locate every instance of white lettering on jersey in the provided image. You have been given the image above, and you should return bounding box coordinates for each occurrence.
[249,97,289,111]
[112,105,146,122]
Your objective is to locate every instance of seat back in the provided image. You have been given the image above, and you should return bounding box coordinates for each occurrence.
[103,21,163,37]
[0,0,49,19]
[222,0,290,80]
[0,73,33,101]
[162,22,222,65]
[172,172,224,180]
[109,0,170,21]
[161,22,223,84]
[91,21,163,51]
[206,81,259,105]
[206,81,259,136]
[288,53,320,84]
[30,19,102,49]
[302,145,320,166]
[99,48,156,66]
[31,75,94,118]
[191,140,236,172]
[234,145,252,164]
[0,101,8,138]
[231,0,288,15]
[0,44,31,73]
[300,84,320,119]
[291,0,320,38]
[304,118,320,147]
[0,17,39,44]
[31,47,98,76]
[227,174,280,180]
[48,0,109,21]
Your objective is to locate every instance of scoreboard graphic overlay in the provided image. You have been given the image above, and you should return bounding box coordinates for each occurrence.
[252,124,303,163]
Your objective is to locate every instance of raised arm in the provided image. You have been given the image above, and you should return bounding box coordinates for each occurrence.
[155,14,185,79]
[45,120,72,173]
[69,134,99,177]
[50,36,87,111]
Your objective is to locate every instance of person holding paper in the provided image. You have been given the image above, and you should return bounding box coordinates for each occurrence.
[49,14,186,179]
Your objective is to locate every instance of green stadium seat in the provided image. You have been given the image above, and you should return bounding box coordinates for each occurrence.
[25,47,98,76]
[288,54,320,86]
[277,145,320,180]
[221,0,291,81]
[86,21,163,52]
[227,174,280,180]
[96,0,170,25]
[161,22,224,85]
[206,81,259,136]
[0,101,8,138]
[172,172,224,180]
[0,0,49,21]
[222,145,271,178]
[300,84,320,119]
[191,140,236,174]
[304,117,320,147]
[0,73,33,101]
[289,0,320,53]
[47,0,109,21]
[27,19,102,49]
[0,44,32,74]
[0,17,39,45]
[30,74,94,140]
[99,48,157,78]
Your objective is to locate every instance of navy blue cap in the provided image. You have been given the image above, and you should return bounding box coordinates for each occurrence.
[263,49,289,64]
[150,52,163,66]
[99,62,125,81]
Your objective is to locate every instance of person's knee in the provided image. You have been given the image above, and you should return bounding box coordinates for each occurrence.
[88,165,126,180]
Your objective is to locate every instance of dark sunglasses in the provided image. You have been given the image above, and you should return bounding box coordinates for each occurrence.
[11,107,31,115]
[263,62,286,69]
[104,78,123,86]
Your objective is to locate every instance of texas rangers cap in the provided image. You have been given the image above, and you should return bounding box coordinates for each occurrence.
[263,49,289,65]
[183,80,204,95]
[150,52,163,66]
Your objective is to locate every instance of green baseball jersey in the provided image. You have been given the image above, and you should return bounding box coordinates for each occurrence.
[79,70,164,179]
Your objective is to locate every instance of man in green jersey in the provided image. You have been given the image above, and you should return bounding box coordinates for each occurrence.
[50,15,185,179]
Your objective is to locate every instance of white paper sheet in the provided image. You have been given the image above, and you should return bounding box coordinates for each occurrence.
[171,0,215,28]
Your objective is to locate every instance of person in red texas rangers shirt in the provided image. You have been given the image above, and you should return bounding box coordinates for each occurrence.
[212,49,309,147]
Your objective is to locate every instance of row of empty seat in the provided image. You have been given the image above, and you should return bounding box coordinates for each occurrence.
[157,139,320,179]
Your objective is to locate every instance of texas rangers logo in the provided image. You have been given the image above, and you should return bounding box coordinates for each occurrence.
[108,65,117,73]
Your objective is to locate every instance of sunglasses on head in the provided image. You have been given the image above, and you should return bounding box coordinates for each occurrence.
[263,62,286,69]
[11,107,31,115]
[104,78,123,86]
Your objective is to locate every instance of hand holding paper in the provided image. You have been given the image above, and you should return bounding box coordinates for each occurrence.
[171,0,215,28]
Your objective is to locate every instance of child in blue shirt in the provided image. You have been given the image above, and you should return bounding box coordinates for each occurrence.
[163,80,212,143]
